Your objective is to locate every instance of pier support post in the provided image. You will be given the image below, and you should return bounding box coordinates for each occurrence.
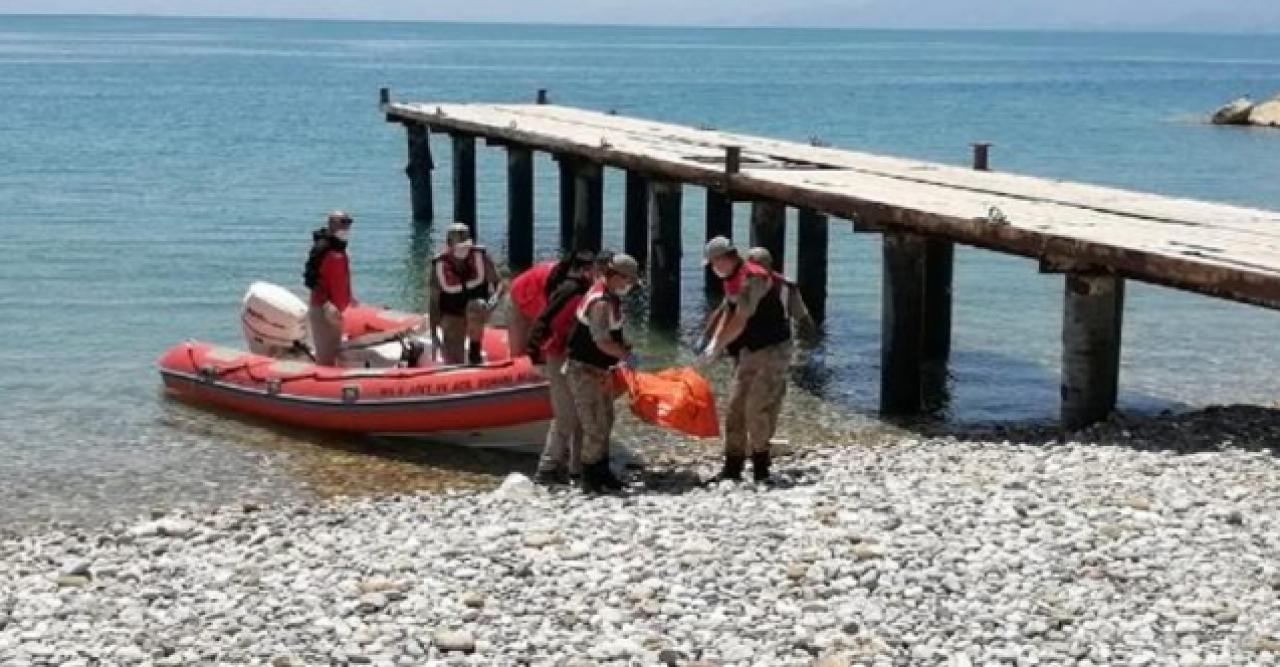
[506,146,534,271]
[880,231,928,416]
[404,123,434,224]
[625,170,650,269]
[750,201,786,273]
[796,208,828,323]
[557,156,574,252]
[648,180,683,329]
[1061,273,1124,430]
[705,190,733,294]
[572,161,604,252]
[450,134,477,237]
[922,238,954,404]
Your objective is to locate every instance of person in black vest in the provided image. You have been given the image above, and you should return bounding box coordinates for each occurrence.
[303,211,357,366]
[700,236,794,483]
[565,253,640,493]
[428,223,500,365]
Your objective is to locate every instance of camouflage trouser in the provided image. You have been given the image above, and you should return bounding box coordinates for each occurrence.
[439,300,489,364]
[566,360,615,466]
[724,341,791,457]
[538,354,582,475]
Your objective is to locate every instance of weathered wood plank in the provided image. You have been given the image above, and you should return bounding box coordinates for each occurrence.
[1061,274,1124,430]
[387,102,1280,310]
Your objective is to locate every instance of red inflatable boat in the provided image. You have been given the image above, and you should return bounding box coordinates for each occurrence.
[159,286,552,449]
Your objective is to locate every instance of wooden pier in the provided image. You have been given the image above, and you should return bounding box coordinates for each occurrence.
[381,89,1280,429]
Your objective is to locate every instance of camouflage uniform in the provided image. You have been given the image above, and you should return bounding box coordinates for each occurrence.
[566,359,615,466]
[724,272,791,456]
[538,353,582,475]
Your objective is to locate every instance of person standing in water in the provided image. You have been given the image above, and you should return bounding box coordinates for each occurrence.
[428,223,501,365]
[303,211,357,367]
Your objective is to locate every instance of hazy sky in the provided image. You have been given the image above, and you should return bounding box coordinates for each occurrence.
[7,0,1280,32]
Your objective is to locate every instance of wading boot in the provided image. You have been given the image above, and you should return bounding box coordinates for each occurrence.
[581,461,623,494]
[533,468,570,487]
[467,342,484,366]
[751,452,772,484]
[712,455,745,483]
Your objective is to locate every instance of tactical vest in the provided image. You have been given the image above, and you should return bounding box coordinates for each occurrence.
[724,260,791,355]
[567,282,625,369]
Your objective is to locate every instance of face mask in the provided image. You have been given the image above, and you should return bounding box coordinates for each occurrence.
[612,282,634,297]
[333,229,350,242]
[452,240,473,259]
[713,263,732,279]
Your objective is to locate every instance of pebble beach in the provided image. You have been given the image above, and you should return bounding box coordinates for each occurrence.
[3,408,1279,666]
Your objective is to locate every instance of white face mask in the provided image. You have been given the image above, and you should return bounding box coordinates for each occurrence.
[451,240,473,259]
[713,262,733,279]
[612,282,634,297]
[333,229,350,242]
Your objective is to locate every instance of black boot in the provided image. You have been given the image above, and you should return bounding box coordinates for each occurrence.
[751,452,771,483]
[581,461,623,494]
[713,455,745,483]
[533,468,570,487]
[467,341,484,366]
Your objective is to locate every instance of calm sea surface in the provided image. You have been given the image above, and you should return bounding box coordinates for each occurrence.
[3,15,1280,526]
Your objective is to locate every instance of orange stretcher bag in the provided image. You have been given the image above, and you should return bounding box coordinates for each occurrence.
[616,367,720,438]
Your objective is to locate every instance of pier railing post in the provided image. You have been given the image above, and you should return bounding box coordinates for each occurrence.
[750,201,786,273]
[648,180,683,329]
[881,230,928,416]
[625,170,650,269]
[705,190,733,294]
[572,161,604,252]
[796,208,828,323]
[450,133,477,237]
[404,122,434,224]
[506,146,534,271]
[1061,273,1124,430]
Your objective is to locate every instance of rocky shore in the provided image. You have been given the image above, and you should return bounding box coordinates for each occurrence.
[3,408,1280,666]
[1211,95,1280,127]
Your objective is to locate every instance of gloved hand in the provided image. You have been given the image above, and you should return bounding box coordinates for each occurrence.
[697,340,720,365]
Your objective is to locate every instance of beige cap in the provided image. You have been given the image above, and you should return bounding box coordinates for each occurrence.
[703,235,736,265]
[445,222,471,241]
[607,253,641,280]
[746,246,773,269]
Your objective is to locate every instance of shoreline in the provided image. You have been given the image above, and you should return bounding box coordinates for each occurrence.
[3,408,1279,666]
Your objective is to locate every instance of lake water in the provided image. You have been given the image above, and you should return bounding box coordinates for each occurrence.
[3,15,1280,526]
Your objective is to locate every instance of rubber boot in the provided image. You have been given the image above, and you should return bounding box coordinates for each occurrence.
[751,452,771,483]
[713,455,745,483]
[582,460,623,494]
[467,341,484,366]
[533,468,570,487]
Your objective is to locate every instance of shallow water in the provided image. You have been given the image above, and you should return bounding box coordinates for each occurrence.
[3,16,1280,527]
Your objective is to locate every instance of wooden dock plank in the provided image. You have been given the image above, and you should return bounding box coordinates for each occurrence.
[385,102,1280,309]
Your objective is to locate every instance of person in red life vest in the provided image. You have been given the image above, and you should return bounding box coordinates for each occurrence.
[303,211,358,366]
[428,223,501,365]
[744,246,817,340]
[566,253,640,494]
[506,248,597,360]
[700,236,797,483]
[522,250,606,486]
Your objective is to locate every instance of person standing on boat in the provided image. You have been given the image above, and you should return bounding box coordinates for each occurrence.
[428,223,500,365]
[507,248,597,360]
[303,211,357,367]
[700,236,795,484]
[524,250,606,486]
[566,253,640,493]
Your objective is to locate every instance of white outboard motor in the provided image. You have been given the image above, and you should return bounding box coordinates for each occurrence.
[241,281,310,359]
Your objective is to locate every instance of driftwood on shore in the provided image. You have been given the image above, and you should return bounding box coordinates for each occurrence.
[1211,94,1280,127]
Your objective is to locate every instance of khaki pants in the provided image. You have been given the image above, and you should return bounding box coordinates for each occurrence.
[507,303,532,360]
[537,354,582,475]
[566,360,615,466]
[439,300,489,364]
[308,305,343,367]
[724,341,791,457]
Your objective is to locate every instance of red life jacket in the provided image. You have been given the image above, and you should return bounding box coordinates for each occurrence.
[542,292,585,359]
[432,247,490,316]
[510,260,557,319]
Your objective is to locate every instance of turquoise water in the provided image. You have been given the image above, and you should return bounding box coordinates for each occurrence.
[3,15,1280,524]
